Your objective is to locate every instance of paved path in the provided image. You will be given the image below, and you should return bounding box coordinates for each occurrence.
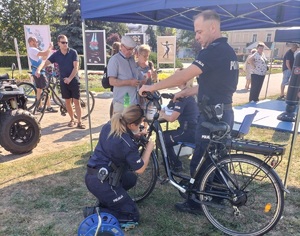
[0,72,283,161]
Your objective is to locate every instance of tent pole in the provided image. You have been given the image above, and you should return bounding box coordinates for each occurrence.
[82,20,93,153]
[284,98,300,191]
[264,42,275,99]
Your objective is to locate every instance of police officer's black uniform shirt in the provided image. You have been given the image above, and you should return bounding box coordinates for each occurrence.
[167,96,199,127]
[192,37,239,105]
[88,122,144,171]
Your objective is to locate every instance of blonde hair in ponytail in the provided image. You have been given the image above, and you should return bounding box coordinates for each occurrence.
[109,105,144,137]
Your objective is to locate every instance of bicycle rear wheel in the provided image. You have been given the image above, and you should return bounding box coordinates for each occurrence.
[199,154,284,236]
[18,82,37,110]
[74,90,95,119]
[127,148,158,203]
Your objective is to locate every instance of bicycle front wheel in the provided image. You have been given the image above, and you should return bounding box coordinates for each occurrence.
[199,154,284,236]
[74,90,95,119]
[127,148,158,203]
[18,82,37,110]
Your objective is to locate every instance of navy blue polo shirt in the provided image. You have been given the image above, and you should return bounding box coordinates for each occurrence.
[167,96,199,127]
[193,37,238,105]
[88,122,144,171]
[282,49,294,71]
[48,48,79,81]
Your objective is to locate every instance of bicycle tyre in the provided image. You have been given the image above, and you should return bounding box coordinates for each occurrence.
[32,91,48,123]
[199,154,284,236]
[52,82,62,106]
[127,148,158,203]
[74,90,95,120]
[18,82,37,110]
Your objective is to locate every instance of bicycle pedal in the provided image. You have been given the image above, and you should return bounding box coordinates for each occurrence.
[60,112,66,116]
[120,222,138,231]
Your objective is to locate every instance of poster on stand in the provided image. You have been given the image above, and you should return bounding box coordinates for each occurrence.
[125,33,146,46]
[157,36,176,64]
[85,30,106,65]
[24,25,51,70]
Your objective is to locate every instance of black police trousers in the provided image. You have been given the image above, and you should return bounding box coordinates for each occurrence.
[85,170,139,222]
[163,127,196,167]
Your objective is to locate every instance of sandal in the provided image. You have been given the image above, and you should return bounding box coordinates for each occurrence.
[68,120,76,127]
[77,122,86,129]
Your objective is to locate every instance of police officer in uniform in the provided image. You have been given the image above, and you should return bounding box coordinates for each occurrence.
[139,10,238,214]
[160,79,199,172]
[85,105,154,222]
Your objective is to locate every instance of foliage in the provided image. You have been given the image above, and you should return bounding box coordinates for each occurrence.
[178,29,201,57]
[146,26,157,52]
[0,0,64,53]
[106,33,121,46]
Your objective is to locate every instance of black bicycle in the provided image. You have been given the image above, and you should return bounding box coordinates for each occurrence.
[32,76,95,123]
[129,91,287,236]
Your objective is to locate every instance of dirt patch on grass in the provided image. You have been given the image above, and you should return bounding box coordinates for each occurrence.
[0,94,112,163]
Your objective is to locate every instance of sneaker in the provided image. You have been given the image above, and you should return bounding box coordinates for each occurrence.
[46,107,58,113]
[175,201,202,215]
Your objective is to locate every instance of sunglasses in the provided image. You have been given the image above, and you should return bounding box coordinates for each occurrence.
[60,41,68,44]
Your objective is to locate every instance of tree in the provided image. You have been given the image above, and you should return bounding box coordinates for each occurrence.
[146,26,157,52]
[178,29,201,57]
[53,0,128,54]
[0,0,63,53]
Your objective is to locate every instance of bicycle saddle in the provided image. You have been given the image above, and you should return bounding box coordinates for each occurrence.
[201,121,230,134]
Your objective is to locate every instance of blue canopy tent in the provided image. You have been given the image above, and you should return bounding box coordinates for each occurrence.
[81,0,300,31]
[80,0,300,189]
[275,28,300,43]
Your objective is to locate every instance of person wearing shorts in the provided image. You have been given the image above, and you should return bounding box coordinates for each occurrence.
[277,44,299,100]
[27,36,58,113]
[35,35,85,129]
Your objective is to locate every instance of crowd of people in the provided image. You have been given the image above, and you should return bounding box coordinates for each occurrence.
[27,8,299,231]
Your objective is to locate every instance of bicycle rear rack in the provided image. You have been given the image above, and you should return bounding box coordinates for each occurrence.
[227,138,286,169]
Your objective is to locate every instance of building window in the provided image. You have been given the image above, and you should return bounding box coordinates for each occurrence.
[266,33,272,42]
[252,34,257,42]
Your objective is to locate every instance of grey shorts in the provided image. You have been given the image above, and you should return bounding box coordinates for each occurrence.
[281,69,292,86]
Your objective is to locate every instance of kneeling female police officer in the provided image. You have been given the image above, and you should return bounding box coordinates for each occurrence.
[85,105,154,223]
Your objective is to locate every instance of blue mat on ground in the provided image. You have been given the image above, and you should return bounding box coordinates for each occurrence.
[233,99,299,133]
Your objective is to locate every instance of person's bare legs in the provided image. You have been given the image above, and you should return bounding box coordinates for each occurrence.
[65,98,75,122]
[72,98,82,124]
[280,84,285,97]
[36,88,43,108]
[245,79,251,90]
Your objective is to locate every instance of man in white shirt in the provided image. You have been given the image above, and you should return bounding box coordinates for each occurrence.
[28,36,57,112]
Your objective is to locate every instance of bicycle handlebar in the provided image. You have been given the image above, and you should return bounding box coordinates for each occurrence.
[142,91,162,111]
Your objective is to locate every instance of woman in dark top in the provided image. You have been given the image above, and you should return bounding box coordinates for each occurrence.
[85,105,154,222]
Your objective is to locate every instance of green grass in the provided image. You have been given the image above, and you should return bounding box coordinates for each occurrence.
[0,126,299,235]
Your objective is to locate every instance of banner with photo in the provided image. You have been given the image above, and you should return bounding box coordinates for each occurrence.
[157,36,176,65]
[125,33,146,46]
[24,25,51,70]
[85,30,106,65]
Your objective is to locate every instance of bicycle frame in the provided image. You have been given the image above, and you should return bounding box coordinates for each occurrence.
[142,91,286,201]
